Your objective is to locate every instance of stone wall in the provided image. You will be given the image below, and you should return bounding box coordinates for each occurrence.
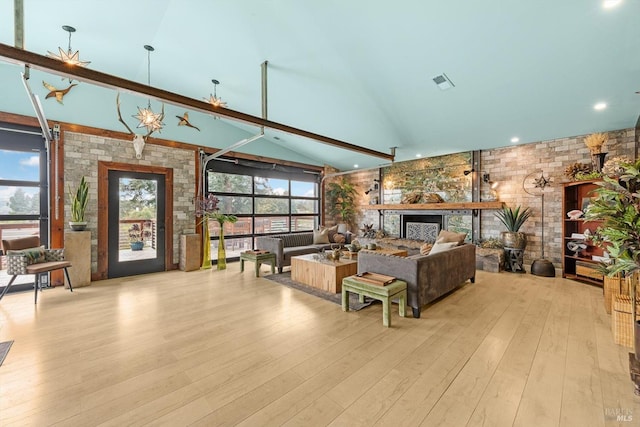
[64,132,196,274]
[345,127,636,273]
[323,167,380,234]
[479,128,635,270]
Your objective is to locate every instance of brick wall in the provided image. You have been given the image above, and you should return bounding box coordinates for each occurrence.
[345,127,636,272]
[64,132,196,273]
[323,167,380,234]
[480,128,634,270]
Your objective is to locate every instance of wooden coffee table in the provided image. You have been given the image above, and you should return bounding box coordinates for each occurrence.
[291,254,357,293]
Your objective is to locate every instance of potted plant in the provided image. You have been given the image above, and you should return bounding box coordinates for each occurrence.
[585,159,640,360]
[495,205,532,249]
[128,223,151,251]
[68,176,89,231]
[326,177,358,231]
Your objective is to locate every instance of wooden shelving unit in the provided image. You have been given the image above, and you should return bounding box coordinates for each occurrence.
[562,180,604,286]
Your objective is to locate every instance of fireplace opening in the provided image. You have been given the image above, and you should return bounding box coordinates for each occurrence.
[401,215,443,241]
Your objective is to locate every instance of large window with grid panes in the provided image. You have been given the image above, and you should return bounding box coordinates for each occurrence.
[205,159,320,263]
[0,123,48,292]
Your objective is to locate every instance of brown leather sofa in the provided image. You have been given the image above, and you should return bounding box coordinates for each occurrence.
[356,243,476,318]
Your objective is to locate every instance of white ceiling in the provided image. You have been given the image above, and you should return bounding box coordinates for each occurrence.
[0,0,639,170]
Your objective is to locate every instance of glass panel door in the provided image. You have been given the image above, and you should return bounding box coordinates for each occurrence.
[0,124,46,292]
[108,170,165,278]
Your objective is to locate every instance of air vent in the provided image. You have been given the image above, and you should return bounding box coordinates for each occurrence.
[432,73,455,90]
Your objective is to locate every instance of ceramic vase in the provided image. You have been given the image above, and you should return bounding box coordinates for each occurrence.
[593,152,607,172]
[501,231,527,250]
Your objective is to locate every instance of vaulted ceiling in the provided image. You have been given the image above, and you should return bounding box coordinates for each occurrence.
[0,1,639,170]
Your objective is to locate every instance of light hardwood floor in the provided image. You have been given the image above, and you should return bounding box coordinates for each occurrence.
[1,266,639,426]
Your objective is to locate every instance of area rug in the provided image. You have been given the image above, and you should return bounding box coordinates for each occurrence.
[0,340,14,367]
[263,272,376,311]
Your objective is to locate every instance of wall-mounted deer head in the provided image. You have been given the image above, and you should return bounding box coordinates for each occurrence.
[116,93,164,159]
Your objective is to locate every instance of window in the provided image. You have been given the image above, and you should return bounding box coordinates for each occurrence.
[0,124,47,290]
[205,162,320,263]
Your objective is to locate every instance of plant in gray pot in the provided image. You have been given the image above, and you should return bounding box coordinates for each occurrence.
[68,176,89,231]
[495,205,532,250]
[585,159,640,374]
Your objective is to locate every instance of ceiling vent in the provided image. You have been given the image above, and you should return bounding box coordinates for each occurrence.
[433,73,455,90]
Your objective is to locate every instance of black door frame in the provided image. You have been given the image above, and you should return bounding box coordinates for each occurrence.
[97,161,173,280]
[107,170,166,278]
[0,123,48,293]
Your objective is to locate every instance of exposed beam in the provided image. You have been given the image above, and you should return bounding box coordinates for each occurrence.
[14,0,23,49]
[0,43,395,162]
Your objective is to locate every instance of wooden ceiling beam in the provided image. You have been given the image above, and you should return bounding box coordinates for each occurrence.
[0,43,395,162]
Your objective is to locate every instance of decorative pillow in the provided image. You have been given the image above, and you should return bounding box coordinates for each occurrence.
[420,243,433,256]
[332,233,346,244]
[313,228,330,244]
[427,241,457,255]
[436,230,467,246]
[321,225,339,242]
[7,245,46,265]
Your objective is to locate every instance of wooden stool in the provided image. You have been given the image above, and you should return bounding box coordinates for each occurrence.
[342,275,407,327]
[240,252,276,277]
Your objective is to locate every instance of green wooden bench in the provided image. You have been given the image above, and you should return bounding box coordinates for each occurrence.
[240,252,276,277]
[342,275,407,327]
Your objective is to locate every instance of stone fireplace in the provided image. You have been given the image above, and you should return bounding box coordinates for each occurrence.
[401,214,444,240]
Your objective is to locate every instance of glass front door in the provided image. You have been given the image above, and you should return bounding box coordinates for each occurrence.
[107,170,165,278]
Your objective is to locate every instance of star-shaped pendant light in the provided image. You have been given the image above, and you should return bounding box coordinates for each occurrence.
[133,105,164,132]
[133,45,164,132]
[47,25,91,68]
[205,79,227,108]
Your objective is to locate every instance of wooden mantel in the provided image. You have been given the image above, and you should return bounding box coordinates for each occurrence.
[362,201,504,211]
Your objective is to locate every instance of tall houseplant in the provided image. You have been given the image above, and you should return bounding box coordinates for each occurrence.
[326,177,358,231]
[585,159,640,359]
[68,176,89,231]
[495,205,532,249]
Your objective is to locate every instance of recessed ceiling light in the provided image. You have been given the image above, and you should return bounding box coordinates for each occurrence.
[594,102,607,110]
[416,154,422,158]
[511,137,520,143]
[603,0,622,8]
[353,164,359,168]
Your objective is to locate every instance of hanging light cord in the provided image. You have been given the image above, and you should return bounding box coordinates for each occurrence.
[147,47,151,108]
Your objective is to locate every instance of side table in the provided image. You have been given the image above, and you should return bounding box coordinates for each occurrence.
[342,275,407,327]
[504,247,525,273]
[240,252,276,277]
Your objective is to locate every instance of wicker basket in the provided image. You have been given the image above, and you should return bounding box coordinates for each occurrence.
[612,295,640,348]
[603,274,632,314]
